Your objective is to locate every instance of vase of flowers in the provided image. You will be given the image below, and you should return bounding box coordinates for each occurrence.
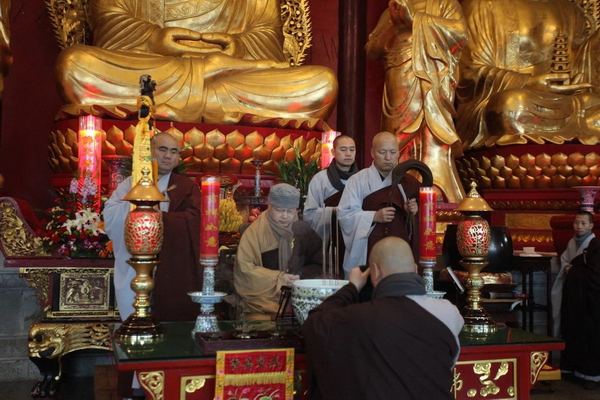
[38,172,113,258]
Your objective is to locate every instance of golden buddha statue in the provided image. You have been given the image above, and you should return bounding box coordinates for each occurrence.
[456,0,600,149]
[366,0,468,203]
[54,0,338,124]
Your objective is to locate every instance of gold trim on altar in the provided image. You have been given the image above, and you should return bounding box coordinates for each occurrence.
[139,371,165,400]
[453,358,517,399]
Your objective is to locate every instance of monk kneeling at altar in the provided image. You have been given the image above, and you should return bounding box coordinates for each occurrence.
[302,237,464,400]
[234,183,322,321]
[54,0,337,123]
[456,0,600,148]
[105,132,202,323]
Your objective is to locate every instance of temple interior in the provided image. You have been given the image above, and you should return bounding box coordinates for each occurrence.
[1,0,600,398]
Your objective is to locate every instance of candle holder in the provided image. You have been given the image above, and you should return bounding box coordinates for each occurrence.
[115,168,167,343]
[189,259,226,335]
[251,160,265,197]
[419,187,437,293]
[190,176,227,335]
[455,182,497,336]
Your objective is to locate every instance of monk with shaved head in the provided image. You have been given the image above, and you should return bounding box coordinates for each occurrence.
[338,132,420,280]
[303,237,464,400]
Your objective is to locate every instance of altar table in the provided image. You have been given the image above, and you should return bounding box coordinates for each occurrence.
[112,322,564,400]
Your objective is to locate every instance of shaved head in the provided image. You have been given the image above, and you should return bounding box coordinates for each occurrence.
[371,131,400,177]
[368,237,417,285]
[372,131,398,148]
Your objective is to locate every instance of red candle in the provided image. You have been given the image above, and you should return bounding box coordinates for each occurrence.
[201,176,220,264]
[419,187,437,261]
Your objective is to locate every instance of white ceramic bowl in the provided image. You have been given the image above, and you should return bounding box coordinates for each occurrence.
[291,279,348,325]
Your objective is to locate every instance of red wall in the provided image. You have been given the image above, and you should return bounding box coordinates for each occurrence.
[0,0,388,209]
[0,0,62,208]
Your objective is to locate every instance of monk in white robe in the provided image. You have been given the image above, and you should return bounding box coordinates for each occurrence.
[304,136,357,277]
[338,132,419,278]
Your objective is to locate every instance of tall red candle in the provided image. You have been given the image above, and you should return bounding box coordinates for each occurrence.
[419,187,437,261]
[200,176,220,264]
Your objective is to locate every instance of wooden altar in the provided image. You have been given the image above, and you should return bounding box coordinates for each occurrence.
[112,321,564,400]
[0,196,118,396]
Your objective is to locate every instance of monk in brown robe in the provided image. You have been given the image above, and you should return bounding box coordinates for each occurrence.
[234,184,322,320]
[302,237,464,399]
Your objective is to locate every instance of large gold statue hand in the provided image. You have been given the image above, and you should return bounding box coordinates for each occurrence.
[389,0,415,28]
[525,73,593,95]
[148,27,205,56]
[200,33,244,58]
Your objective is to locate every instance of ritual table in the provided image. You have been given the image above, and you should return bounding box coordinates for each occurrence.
[511,251,557,335]
[112,322,563,400]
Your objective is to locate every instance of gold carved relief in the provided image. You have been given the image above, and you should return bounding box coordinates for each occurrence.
[181,375,213,399]
[453,359,517,399]
[59,272,111,311]
[505,214,562,230]
[139,371,165,400]
[28,322,111,378]
[458,151,600,191]
[45,0,90,49]
[50,124,322,175]
[0,199,48,257]
[531,351,549,384]
[20,267,118,319]
[509,231,555,244]
[19,268,51,306]
[281,0,312,66]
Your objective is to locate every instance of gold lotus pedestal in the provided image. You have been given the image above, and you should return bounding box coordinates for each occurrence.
[456,182,497,336]
[115,169,167,344]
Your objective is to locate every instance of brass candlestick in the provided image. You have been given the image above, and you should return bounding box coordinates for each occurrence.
[115,168,168,343]
[455,182,497,336]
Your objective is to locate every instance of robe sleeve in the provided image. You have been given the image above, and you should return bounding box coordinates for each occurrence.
[103,177,132,257]
[161,177,201,269]
[304,172,335,237]
[338,173,376,273]
[583,239,600,321]
[90,0,158,51]
[226,0,287,62]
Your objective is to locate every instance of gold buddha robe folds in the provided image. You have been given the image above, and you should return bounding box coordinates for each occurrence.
[456,0,600,148]
[55,0,338,124]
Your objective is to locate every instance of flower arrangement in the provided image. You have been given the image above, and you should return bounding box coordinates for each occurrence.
[270,146,320,211]
[38,172,113,258]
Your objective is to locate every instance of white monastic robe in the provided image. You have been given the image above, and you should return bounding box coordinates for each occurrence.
[551,233,595,337]
[338,164,408,277]
[304,169,343,237]
[104,173,172,321]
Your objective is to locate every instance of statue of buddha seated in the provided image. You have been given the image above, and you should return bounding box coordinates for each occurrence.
[456,0,600,149]
[53,0,338,124]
